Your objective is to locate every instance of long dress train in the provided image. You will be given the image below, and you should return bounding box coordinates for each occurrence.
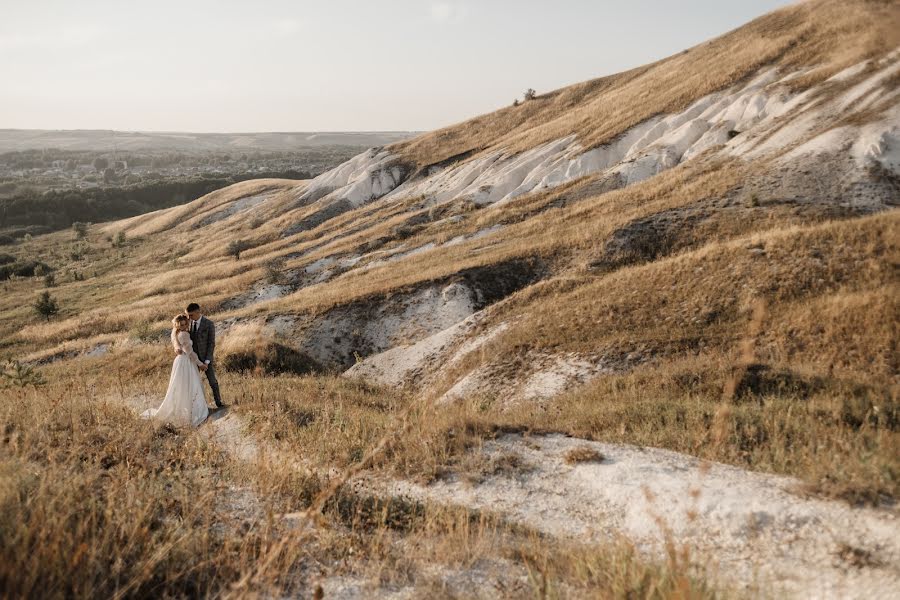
[142,330,209,427]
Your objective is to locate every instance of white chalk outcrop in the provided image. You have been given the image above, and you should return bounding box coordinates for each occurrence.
[297,56,898,225]
[276,280,481,369]
[295,147,406,208]
[374,433,900,599]
[294,55,900,229]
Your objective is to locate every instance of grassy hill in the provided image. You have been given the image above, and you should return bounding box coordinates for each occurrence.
[1,0,898,597]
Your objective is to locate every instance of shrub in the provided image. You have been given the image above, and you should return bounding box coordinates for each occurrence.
[222,343,321,376]
[0,260,52,281]
[564,447,605,465]
[72,222,89,239]
[129,320,160,343]
[0,254,15,265]
[524,88,537,101]
[69,244,87,261]
[1,359,46,388]
[265,258,287,284]
[33,291,59,321]
[226,239,250,260]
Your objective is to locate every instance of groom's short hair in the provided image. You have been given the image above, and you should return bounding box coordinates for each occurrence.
[186,303,200,313]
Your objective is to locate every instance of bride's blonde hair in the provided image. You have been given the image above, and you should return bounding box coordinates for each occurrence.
[171,313,190,330]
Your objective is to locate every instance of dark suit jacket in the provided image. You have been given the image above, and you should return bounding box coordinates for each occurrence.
[190,316,215,364]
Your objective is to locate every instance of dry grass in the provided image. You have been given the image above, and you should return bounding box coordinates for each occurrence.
[539,357,897,505]
[0,380,305,598]
[2,183,895,505]
[0,140,894,513]
[0,3,896,592]
[564,446,605,465]
[427,211,898,410]
[0,358,727,598]
[0,148,868,356]
[218,343,896,505]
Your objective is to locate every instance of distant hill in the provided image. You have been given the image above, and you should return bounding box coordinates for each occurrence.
[0,129,418,153]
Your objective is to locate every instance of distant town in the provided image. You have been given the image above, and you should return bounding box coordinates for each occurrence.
[0,129,416,194]
[0,146,363,193]
[0,129,416,237]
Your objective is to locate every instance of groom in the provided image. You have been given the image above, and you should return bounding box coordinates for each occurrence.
[182,302,225,409]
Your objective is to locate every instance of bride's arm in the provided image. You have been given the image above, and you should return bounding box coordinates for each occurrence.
[179,333,204,367]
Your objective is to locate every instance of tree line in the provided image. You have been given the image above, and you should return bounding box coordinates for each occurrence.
[0,170,309,236]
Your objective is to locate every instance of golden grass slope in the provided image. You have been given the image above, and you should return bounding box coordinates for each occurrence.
[0,0,895,505]
[392,0,900,168]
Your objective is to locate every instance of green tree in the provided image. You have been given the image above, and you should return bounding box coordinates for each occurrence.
[33,290,59,321]
[1,359,46,388]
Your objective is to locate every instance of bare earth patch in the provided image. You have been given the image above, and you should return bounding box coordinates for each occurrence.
[369,433,900,599]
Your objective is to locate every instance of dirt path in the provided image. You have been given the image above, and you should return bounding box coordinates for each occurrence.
[196,406,900,599]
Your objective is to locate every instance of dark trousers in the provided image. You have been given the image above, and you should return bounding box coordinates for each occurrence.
[204,363,223,407]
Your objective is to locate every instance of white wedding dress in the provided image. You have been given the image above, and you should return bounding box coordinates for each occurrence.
[142,330,209,427]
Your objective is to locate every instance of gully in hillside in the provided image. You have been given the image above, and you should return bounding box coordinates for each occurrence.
[141,303,225,428]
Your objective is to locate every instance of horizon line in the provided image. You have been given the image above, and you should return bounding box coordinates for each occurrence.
[0,128,423,135]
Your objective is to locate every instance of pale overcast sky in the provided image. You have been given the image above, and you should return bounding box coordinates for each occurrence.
[1,0,793,132]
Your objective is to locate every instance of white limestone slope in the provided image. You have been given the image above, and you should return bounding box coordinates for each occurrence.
[293,147,405,208]
[296,56,899,221]
[374,434,900,599]
[301,62,900,223]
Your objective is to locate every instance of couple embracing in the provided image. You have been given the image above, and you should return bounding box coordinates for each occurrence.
[142,303,225,427]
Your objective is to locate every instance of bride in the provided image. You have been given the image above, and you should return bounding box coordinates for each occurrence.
[142,313,209,427]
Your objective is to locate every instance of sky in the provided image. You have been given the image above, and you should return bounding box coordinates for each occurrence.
[1,0,794,133]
